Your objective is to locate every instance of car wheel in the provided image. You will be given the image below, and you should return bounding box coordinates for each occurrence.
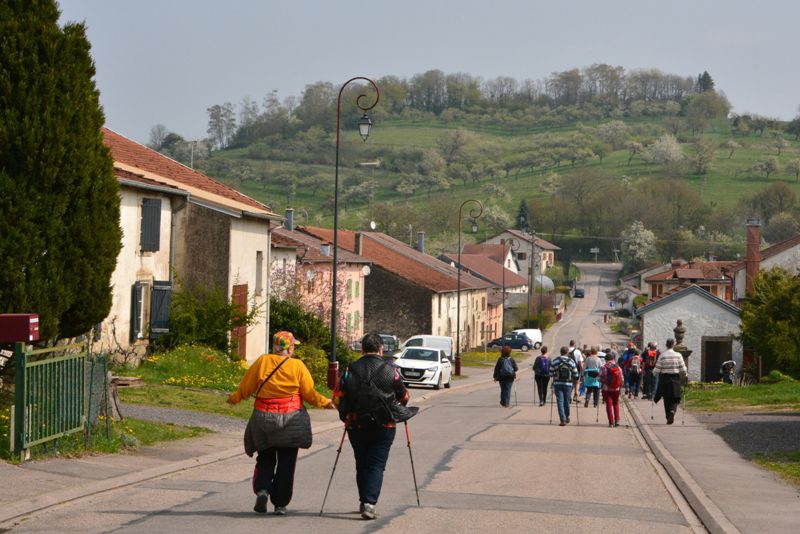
[534,342,542,349]
[444,374,451,388]
[521,344,529,352]
[434,373,442,390]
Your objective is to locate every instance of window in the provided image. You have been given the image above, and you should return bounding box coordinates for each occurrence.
[482,296,486,310]
[355,280,360,298]
[131,282,144,341]
[438,294,442,317]
[347,279,353,300]
[149,281,172,339]
[255,251,263,295]
[517,252,527,261]
[346,313,353,333]
[354,310,361,330]
[140,198,162,252]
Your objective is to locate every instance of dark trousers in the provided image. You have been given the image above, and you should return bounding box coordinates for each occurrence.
[629,371,641,396]
[253,447,298,506]
[585,386,599,406]
[499,379,514,406]
[348,425,396,505]
[534,375,550,404]
[643,370,655,397]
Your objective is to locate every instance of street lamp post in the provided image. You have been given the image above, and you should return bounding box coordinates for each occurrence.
[455,199,483,376]
[500,237,520,335]
[329,77,379,389]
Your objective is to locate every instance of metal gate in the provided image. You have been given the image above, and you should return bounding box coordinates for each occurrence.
[13,342,87,459]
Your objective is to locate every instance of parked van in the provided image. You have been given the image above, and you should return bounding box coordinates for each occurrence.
[399,335,454,359]
[510,328,543,349]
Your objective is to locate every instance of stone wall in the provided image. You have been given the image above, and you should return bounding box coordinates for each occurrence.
[364,267,431,340]
[641,291,742,382]
[174,203,230,292]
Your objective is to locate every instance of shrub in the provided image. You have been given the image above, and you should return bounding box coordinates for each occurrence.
[762,370,796,384]
[294,345,328,385]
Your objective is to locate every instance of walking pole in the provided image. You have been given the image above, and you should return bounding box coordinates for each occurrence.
[319,426,347,516]
[533,378,538,406]
[681,381,687,425]
[549,384,555,424]
[404,422,421,506]
[514,379,518,407]
[596,391,600,423]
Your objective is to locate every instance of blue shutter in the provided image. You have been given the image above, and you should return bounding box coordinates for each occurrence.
[150,281,172,339]
[140,198,162,252]
[130,282,144,342]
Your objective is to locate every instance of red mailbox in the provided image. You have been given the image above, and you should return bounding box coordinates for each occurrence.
[0,314,40,343]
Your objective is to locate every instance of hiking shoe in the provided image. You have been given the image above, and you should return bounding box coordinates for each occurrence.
[584,400,589,408]
[566,417,570,424]
[614,422,620,427]
[666,411,675,425]
[273,505,287,515]
[361,503,378,520]
[253,491,268,514]
[559,422,566,427]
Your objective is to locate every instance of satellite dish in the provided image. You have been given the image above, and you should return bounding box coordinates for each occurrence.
[362,265,371,276]
[369,220,377,230]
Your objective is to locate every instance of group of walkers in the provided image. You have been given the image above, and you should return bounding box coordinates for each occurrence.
[499,337,688,427]
[228,331,414,520]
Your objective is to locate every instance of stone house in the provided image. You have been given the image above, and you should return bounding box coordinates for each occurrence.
[100,128,281,362]
[728,226,800,303]
[481,229,560,276]
[644,260,738,302]
[302,227,492,350]
[635,284,742,382]
[272,214,371,346]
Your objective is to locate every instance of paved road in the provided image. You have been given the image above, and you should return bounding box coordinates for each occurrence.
[3,263,709,533]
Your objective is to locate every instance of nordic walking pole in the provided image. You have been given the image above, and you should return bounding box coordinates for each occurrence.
[320,426,348,515]
[549,384,555,424]
[514,379,518,407]
[404,421,421,506]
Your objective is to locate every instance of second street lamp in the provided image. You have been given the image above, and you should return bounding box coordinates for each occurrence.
[329,76,379,390]
[455,199,483,376]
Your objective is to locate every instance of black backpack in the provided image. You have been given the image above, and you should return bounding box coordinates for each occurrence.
[556,357,573,382]
[498,356,516,379]
[340,361,397,427]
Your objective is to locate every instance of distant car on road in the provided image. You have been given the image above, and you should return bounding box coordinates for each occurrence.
[394,347,452,389]
[487,332,537,352]
[379,334,399,356]
[574,288,585,298]
[511,328,543,349]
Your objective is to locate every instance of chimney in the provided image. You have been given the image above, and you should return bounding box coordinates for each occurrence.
[670,259,682,268]
[320,243,331,257]
[417,231,425,253]
[355,232,363,256]
[284,208,294,231]
[745,218,761,295]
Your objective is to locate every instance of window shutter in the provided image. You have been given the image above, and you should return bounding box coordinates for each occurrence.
[149,280,172,339]
[130,282,144,342]
[140,198,162,252]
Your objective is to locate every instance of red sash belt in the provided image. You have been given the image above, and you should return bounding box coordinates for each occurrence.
[254,395,301,413]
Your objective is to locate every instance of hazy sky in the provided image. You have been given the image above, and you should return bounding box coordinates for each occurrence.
[58,0,799,144]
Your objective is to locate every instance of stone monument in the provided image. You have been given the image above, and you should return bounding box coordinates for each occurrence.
[673,319,692,377]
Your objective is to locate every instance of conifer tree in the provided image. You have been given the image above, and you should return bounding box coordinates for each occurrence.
[0,0,121,339]
[516,199,530,232]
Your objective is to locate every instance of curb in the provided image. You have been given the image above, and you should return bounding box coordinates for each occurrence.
[624,397,741,534]
[0,420,344,526]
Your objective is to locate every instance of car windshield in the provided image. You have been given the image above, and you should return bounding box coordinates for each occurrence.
[380,335,397,351]
[400,349,439,362]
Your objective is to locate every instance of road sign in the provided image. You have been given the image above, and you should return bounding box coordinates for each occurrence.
[590,247,600,254]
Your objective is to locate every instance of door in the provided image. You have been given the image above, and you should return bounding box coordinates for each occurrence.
[231,284,248,360]
[702,338,732,382]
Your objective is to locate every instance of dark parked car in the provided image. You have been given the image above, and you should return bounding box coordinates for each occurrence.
[574,288,585,298]
[487,333,536,352]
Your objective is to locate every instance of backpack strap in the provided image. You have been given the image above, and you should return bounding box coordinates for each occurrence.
[253,356,290,398]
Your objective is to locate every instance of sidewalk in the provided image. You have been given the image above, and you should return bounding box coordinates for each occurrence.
[0,364,497,526]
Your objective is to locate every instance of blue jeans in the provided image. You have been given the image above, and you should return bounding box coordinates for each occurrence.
[553,383,573,422]
[348,426,396,505]
[629,371,641,396]
[499,379,514,406]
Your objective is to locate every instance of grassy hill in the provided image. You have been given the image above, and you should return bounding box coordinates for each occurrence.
[197,115,800,254]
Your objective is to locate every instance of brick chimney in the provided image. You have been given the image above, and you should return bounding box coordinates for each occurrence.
[416,231,425,253]
[745,218,761,295]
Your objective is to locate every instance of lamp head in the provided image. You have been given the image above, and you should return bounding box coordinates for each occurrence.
[358,113,372,141]
[471,218,478,233]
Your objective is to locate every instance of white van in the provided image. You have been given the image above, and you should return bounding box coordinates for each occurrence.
[511,328,543,349]
[399,335,454,359]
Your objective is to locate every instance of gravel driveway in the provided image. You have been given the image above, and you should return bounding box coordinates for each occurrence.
[694,410,800,457]
[119,402,246,433]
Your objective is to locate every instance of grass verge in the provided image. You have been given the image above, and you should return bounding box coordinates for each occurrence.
[752,451,800,488]
[684,380,800,412]
[0,410,208,463]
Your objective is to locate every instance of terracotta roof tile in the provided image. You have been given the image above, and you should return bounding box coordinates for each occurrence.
[115,168,185,193]
[499,229,561,250]
[102,128,273,214]
[301,226,491,293]
[273,227,367,264]
[462,243,506,263]
[645,261,738,282]
[442,253,527,288]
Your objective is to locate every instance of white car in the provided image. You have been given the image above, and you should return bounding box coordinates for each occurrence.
[511,328,543,349]
[394,346,452,390]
